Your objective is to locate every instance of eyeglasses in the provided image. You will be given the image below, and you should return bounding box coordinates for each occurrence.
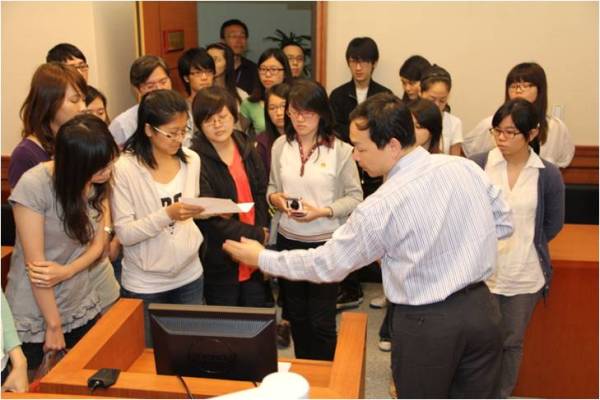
[152,125,189,141]
[508,82,535,92]
[189,69,214,77]
[258,67,285,75]
[72,63,89,72]
[140,77,170,92]
[268,104,286,112]
[348,58,371,66]
[224,33,246,40]
[287,56,304,64]
[489,127,521,139]
[287,108,317,120]
[203,112,232,127]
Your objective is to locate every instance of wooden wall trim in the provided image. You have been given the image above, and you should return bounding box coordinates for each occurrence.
[2,156,10,204]
[562,145,598,186]
[314,2,327,86]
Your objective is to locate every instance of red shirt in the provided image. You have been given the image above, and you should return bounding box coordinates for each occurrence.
[228,145,256,281]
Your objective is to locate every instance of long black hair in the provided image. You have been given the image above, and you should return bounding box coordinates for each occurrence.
[263,83,291,143]
[248,48,293,103]
[54,114,119,244]
[123,89,189,169]
[399,55,431,102]
[504,62,548,145]
[206,42,242,103]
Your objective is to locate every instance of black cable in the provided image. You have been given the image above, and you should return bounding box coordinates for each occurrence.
[177,375,193,399]
[89,380,101,395]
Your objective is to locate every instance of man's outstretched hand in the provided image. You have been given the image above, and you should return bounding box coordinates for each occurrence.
[223,237,264,267]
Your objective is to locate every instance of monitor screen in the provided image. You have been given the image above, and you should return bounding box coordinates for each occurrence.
[148,303,278,382]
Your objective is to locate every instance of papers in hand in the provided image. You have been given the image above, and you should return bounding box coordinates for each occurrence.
[181,197,254,214]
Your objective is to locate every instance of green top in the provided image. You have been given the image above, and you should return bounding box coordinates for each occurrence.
[240,99,265,133]
[2,291,21,354]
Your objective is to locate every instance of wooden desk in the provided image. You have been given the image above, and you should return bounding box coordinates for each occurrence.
[513,224,598,398]
[40,299,367,398]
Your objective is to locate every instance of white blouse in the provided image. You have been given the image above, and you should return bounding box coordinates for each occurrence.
[440,111,463,154]
[484,147,545,295]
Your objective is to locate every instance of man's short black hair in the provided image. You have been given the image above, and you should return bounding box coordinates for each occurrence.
[220,19,249,39]
[46,43,87,63]
[130,55,169,88]
[345,37,379,63]
[349,92,415,149]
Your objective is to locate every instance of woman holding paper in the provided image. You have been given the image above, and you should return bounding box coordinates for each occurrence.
[190,86,269,307]
[111,89,205,345]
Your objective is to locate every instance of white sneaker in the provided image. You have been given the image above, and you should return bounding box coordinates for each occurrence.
[378,339,391,352]
[369,295,386,309]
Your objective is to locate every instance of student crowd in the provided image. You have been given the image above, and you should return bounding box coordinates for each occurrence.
[1,18,570,398]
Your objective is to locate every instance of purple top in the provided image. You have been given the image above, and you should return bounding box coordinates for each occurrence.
[255,131,276,178]
[8,138,51,189]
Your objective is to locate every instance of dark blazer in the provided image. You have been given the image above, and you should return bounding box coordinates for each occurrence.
[329,79,392,143]
[190,130,268,284]
[235,56,259,96]
[329,79,392,197]
[470,152,565,294]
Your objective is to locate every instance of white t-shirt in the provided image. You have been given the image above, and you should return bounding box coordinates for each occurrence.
[355,86,368,105]
[463,115,575,167]
[440,111,463,154]
[484,147,545,295]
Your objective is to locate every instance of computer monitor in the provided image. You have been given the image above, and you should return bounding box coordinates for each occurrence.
[148,303,277,382]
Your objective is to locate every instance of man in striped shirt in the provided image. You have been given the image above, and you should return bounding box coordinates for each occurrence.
[224,92,513,398]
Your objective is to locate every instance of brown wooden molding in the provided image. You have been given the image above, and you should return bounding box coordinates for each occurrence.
[314,2,327,86]
[562,145,598,185]
[1,155,10,203]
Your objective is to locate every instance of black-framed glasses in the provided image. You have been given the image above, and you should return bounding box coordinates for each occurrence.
[489,127,521,139]
[508,82,535,92]
[258,67,284,75]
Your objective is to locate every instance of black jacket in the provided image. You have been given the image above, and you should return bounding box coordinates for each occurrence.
[329,79,392,196]
[190,131,268,284]
[329,79,392,143]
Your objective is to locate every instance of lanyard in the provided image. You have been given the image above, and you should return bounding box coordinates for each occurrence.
[297,135,319,177]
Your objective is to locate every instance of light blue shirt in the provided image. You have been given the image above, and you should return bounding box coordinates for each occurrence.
[260,147,513,305]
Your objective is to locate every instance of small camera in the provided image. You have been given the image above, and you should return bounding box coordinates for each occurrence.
[286,197,304,213]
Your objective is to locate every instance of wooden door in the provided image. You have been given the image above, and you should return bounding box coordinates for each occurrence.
[137,1,198,95]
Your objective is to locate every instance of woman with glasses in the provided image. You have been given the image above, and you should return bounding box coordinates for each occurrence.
[463,62,575,167]
[112,89,205,345]
[5,114,119,371]
[282,42,307,79]
[419,65,463,155]
[267,79,362,361]
[240,48,293,136]
[470,98,564,398]
[190,86,269,307]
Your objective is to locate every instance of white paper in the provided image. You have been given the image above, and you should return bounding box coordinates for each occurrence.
[180,197,254,214]
[277,361,292,373]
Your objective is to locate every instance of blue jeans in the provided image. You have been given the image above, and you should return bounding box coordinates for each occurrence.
[120,276,204,346]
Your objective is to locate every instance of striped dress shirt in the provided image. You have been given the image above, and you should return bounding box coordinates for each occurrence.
[259,147,513,305]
